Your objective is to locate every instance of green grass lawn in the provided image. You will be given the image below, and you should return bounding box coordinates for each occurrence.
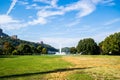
[0,55,120,80]
[0,55,72,80]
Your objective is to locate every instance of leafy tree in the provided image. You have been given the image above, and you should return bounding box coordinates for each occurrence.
[3,42,14,55]
[99,32,120,55]
[62,47,70,54]
[0,48,3,55]
[42,48,47,54]
[31,46,37,54]
[70,47,77,54]
[37,45,43,54]
[77,38,100,55]
[12,50,19,55]
[0,36,57,53]
[17,44,32,55]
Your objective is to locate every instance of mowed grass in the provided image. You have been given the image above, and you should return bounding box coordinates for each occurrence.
[0,55,72,80]
[0,55,120,80]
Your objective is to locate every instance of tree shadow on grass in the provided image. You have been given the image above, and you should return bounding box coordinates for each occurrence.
[0,67,93,79]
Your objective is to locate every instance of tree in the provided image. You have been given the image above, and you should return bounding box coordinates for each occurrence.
[0,36,57,53]
[42,48,47,54]
[77,38,100,55]
[62,47,70,54]
[17,44,32,55]
[70,47,77,54]
[0,48,3,55]
[37,45,43,54]
[99,32,120,55]
[31,46,37,54]
[12,50,19,55]
[3,42,14,55]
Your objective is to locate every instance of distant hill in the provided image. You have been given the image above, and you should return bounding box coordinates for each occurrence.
[0,29,58,52]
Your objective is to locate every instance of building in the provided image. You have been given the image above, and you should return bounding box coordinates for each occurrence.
[11,35,17,39]
[40,41,44,45]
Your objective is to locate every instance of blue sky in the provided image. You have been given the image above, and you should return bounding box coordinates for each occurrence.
[0,0,120,48]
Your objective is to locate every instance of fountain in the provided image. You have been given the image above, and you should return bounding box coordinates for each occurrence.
[55,43,66,55]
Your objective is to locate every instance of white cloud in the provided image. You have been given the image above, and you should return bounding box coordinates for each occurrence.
[63,0,114,18]
[91,0,102,4]
[0,14,46,30]
[6,0,18,15]
[104,18,120,25]
[28,0,97,25]
[31,3,38,7]
[66,20,81,27]
[18,1,29,5]
[1,0,116,30]
[25,3,38,10]
[37,10,64,18]
[14,0,115,28]
[33,0,58,7]
[26,6,31,9]
[101,0,114,4]
[51,0,58,7]
[28,16,33,18]
[77,1,96,17]
[33,0,101,23]
[40,37,80,48]
[1,23,26,30]
[0,15,19,24]
[0,0,117,48]
[0,15,28,30]
[63,0,96,18]
[27,17,47,25]
[91,0,115,5]
[34,0,50,3]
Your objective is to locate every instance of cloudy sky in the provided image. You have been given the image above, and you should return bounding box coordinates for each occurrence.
[0,0,120,48]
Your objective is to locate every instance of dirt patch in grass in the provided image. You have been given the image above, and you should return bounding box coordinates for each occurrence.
[42,55,120,80]
[62,56,120,80]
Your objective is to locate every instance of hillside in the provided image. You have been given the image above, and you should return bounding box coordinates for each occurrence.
[0,29,58,52]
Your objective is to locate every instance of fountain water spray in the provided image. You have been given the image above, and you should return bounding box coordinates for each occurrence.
[55,43,65,55]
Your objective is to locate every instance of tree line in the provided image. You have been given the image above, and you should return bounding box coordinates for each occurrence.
[0,32,120,55]
[64,32,120,55]
[0,42,47,55]
[0,36,58,55]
